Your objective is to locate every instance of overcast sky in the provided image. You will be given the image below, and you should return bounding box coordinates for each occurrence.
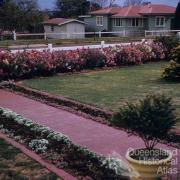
[38,0,179,10]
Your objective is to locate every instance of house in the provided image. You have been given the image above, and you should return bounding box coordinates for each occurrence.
[80,4,176,36]
[42,18,86,39]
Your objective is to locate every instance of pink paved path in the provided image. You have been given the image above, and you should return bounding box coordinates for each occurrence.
[0,89,179,177]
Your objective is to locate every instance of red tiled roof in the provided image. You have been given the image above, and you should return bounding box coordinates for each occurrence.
[113,6,142,17]
[139,4,176,14]
[91,4,175,17]
[90,7,122,15]
[42,18,86,25]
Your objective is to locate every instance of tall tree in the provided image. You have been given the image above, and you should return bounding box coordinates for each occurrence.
[91,0,108,8]
[174,1,180,30]
[91,0,117,8]
[15,0,43,32]
[55,0,90,17]
[90,1,101,11]
[0,0,43,32]
[124,0,146,6]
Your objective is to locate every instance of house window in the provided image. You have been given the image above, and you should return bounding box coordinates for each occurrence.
[96,16,103,26]
[113,18,123,27]
[155,16,165,27]
[51,25,54,32]
[131,18,143,27]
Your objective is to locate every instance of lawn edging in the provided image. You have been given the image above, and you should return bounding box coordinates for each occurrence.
[0,107,130,179]
[0,81,179,148]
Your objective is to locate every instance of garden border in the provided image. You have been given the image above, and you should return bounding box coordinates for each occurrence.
[0,81,179,148]
[0,132,77,180]
[0,107,130,180]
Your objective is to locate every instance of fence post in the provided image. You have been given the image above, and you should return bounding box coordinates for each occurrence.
[145,30,147,38]
[44,33,47,40]
[101,41,105,49]
[99,31,101,38]
[48,44,53,52]
[13,30,16,41]
[123,30,126,37]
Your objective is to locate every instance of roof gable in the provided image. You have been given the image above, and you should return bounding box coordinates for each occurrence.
[42,18,86,26]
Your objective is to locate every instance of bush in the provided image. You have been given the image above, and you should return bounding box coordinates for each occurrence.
[110,94,178,150]
[154,36,179,57]
[114,46,143,66]
[29,139,49,153]
[163,45,180,81]
[80,49,105,69]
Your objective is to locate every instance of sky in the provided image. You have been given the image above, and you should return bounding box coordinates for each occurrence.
[38,0,179,10]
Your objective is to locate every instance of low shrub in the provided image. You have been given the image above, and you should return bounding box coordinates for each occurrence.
[80,48,105,69]
[110,94,178,150]
[163,45,180,81]
[29,139,49,153]
[0,107,129,179]
[154,35,179,57]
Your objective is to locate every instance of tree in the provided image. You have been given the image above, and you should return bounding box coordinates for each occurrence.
[124,0,148,6]
[91,0,116,8]
[91,0,107,8]
[90,1,101,11]
[55,0,90,17]
[15,0,43,32]
[0,0,19,31]
[0,0,43,32]
[109,0,116,7]
[174,1,180,30]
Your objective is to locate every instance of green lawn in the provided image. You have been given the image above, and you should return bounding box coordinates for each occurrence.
[22,62,180,117]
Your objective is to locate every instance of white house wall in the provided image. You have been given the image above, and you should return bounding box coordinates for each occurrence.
[44,23,85,39]
[66,23,85,39]
[44,25,67,39]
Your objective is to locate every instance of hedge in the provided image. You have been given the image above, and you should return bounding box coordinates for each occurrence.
[0,42,166,81]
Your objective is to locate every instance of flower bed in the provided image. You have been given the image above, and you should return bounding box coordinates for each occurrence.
[0,42,166,81]
[0,107,130,179]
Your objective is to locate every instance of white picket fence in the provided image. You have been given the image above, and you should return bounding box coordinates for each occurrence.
[145,30,180,37]
[11,30,145,41]
[2,30,180,41]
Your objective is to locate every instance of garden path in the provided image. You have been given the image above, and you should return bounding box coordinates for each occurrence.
[0,89,179,179]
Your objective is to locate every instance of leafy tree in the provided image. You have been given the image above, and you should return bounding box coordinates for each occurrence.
[0,0,43,32]
[55,0,90,17]
[174,1,180,30]
[0,0,19,31]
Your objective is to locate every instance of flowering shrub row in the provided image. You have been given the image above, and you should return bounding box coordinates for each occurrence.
[0,42,166,81]
[0,107,130,179]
